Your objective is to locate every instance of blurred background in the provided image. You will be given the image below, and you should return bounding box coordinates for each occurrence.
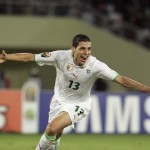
[0,0,150,91]
[0,0,150,149]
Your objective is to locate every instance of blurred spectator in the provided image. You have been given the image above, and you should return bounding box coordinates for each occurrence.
[69,0,83,17]
[137,28,150,43]
[107,11,123,35]
[54,0,70,16]
[26,68,43,89]
[93,78,108,92]
[81,3,95,24]
[0,70,11,88]
[11,0,27,15]
[0,0,150,49]
[0,1,7,14]
[30,0,49,16]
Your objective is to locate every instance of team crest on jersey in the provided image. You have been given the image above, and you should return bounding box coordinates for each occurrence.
[86,69,91,75]
[41,52,51,57]
[67,63,73,71]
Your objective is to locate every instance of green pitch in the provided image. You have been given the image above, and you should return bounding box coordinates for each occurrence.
[0,133,150,150]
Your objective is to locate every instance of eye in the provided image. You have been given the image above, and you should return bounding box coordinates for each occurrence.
[88,47,91,51]
[79,47,85,50]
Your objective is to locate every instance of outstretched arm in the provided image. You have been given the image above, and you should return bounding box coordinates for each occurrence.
[114,75,150,94]
[0,50,34,62]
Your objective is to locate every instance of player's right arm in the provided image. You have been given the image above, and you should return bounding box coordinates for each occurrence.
[0,50,34,62]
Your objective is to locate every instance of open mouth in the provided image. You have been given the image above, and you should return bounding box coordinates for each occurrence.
[81,56,88,61]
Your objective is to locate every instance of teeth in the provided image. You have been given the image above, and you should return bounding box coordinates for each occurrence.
[81,56,87,58]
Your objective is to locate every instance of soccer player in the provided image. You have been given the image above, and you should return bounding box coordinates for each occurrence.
[0,34,150,150]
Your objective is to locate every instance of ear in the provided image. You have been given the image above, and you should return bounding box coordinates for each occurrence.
[71,46,75,53]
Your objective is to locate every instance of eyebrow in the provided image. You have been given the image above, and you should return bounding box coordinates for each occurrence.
[80,46,91,49]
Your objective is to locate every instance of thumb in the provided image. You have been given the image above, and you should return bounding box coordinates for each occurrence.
[2,50,7,57]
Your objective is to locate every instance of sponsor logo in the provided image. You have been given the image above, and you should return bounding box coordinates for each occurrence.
[41,52,51,57]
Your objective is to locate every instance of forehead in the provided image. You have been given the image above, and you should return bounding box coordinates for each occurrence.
[77,41,91,48]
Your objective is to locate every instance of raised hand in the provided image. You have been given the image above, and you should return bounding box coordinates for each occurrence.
[0,50,7,63]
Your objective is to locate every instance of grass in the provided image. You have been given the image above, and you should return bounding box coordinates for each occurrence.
[0,133,150,150]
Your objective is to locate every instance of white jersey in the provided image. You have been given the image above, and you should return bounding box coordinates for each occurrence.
[35,50,118,104]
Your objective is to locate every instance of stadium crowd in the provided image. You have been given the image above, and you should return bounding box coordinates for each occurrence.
[0,0,150,49]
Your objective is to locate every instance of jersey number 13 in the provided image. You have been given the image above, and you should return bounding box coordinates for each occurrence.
[68,80,80,90]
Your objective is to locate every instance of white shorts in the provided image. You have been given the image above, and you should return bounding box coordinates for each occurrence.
[48,97,91,126]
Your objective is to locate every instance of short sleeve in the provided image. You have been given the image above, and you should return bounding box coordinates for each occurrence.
[94,60,118,80]
[34,51,59,66]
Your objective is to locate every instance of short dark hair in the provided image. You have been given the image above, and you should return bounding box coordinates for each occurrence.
[72,34,91,48]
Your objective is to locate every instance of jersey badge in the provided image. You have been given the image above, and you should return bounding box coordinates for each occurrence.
[41,52,51,57]
[67,63,73,71]
[86,69,91,75]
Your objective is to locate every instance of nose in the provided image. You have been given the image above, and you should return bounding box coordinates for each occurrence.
[84,49,89,55]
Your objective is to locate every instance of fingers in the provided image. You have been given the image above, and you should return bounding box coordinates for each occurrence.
[2,50,5,54]
[0,50,7,63]
[2,50,7,57]
[0,59,5,63]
